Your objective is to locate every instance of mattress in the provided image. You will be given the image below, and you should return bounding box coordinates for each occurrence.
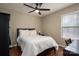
[17,35,58,56]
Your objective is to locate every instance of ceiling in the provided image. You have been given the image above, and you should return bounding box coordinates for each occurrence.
[0,3,73,17]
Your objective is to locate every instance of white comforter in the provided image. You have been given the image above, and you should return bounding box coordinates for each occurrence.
[17,35,58,56]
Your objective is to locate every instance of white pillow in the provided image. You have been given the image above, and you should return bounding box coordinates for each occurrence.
[19,30,29,37]
[29,30,37,36]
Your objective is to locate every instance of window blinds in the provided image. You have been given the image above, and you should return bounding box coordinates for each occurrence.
[62,12,79,40]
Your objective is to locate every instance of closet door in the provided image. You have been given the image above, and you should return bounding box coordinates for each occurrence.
[0,13,10,56]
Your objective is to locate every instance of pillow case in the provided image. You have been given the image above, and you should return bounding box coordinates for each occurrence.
[19,30,37,37]
[29,30,37,36]
[19,30,29,37]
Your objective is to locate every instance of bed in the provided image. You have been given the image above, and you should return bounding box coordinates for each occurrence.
[17,28,58,56]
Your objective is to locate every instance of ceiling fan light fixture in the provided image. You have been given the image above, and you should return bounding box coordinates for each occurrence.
[35,10,39,13]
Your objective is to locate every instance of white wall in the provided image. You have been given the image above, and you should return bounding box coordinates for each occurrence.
[42,4,79,46]
[0,8,42,46]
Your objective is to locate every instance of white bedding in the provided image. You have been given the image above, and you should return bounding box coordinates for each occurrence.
[17,35,58,56]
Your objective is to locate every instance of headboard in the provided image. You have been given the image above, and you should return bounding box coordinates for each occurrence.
[17,28,35,37]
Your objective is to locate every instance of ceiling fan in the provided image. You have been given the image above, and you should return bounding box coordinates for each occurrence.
[24,3,50,15]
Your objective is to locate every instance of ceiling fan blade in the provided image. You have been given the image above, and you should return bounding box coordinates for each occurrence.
[28,10,36,13]
[38,11,41,15]
[39,9,50,11]
[24,4,35,9]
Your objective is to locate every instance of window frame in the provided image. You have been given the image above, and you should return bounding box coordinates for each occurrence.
[61,10,79,40]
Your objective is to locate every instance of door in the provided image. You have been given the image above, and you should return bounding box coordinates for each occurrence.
[0,13,10,56]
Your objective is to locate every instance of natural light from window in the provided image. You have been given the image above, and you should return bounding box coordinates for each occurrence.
[61,11,79,40]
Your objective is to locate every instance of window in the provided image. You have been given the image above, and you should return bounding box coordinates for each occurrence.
[61,11,79,40]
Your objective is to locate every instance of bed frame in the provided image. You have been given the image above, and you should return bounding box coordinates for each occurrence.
[17,28,56,56]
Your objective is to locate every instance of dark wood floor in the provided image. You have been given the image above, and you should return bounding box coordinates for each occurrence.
[9,46,64,56]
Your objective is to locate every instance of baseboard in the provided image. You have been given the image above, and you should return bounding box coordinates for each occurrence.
[9,44,17,48]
